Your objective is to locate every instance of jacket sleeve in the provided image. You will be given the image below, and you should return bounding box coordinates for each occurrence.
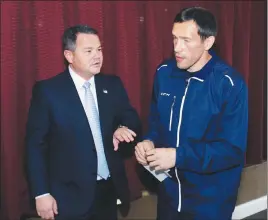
[175,77,248,174]
[25,82,50,198]
[143,71,165,146]
[115,76,142,139]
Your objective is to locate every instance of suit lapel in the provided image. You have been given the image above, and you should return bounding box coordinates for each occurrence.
[60,71,89,129]
[60,71,109,141]
[95,74,109,139]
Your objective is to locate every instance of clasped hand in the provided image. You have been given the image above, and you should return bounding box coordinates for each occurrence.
[135,140,176,171]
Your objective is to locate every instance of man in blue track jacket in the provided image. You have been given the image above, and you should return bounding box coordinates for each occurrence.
[135,7,248,220]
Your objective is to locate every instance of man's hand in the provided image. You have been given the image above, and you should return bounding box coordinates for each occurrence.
[36,194,58,220]
[135,140,155,165]
[113,126,137,151]
[146,148,176,171]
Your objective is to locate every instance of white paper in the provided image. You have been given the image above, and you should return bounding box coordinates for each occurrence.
[143,165,172,182]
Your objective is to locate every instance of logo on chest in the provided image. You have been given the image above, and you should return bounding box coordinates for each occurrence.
[160,92,170,96]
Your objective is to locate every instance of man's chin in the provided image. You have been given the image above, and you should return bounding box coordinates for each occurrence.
[176,63,187,70]
[89,68,101,75]
[92,72,100,75]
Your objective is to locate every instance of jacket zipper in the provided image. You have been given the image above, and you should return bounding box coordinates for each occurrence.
[174,76,204,212]
[175,77,191,212]
[176,78,191,148]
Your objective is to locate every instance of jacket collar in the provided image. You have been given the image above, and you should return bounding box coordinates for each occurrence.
[170,49,219,80]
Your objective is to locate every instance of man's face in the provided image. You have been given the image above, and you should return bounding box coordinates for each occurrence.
[172,20,208,72]
[66,33,103,77]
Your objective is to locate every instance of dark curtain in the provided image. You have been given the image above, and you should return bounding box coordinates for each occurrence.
[1,1,266,220]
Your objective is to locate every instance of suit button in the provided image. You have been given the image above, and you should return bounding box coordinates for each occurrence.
[92,148,96,152]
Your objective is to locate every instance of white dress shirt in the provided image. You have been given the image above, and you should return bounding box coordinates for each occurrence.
[69,65,99,113]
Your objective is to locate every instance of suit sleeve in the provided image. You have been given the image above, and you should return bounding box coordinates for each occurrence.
[115,76,142,139]
[25,82,50,198]
[142,71,164,146]
[175,78,248,174]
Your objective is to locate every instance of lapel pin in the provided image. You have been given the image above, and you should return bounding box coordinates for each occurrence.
[103,89,108,93]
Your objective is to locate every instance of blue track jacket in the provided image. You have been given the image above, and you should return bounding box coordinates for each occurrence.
[144,51,248,220]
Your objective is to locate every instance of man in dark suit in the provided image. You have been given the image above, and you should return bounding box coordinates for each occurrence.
[25,24,141,220]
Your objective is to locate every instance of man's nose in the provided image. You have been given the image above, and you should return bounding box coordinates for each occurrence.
[93,50,101,58]
[174,40,184,53]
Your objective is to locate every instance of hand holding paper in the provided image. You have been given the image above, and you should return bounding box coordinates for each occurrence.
[135,140,155,165]
[135,140,174,182]
[146,148,176,171]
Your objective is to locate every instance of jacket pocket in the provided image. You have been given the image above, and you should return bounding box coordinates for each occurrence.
[169,96,176,131]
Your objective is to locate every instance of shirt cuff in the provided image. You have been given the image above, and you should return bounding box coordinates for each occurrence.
[35,193,50,199]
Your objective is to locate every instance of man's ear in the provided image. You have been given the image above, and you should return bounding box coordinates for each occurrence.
[204,36,215,51]
[64,50,74,64]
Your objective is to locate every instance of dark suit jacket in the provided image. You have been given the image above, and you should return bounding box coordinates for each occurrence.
[25,70,141,219]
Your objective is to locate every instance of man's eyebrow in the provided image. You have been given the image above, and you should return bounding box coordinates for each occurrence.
[83,46,102,49]
[173,34,190,39]
[179,36,191,40]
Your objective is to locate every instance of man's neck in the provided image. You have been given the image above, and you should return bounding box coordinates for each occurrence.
[69,65,93,81]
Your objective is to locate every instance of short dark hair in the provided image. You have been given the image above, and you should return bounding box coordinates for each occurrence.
[174,7,217,40]
[62,24,98,51]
